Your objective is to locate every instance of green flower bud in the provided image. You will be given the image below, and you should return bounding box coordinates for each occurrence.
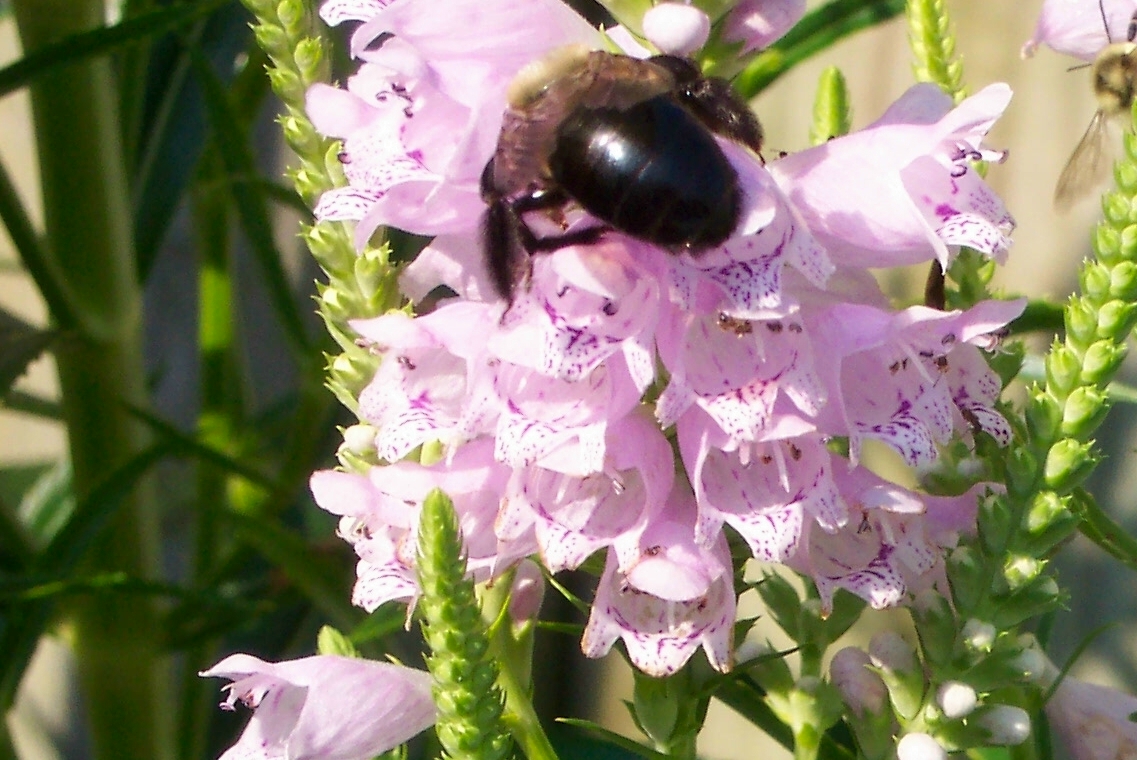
[1110,260,1137,299]
[960,619,996,653]
[1098,299,1137,337]
[1023,493,1079,555]
[1005,445,1041,501]
[1003,555,1044,590]
[1096,224,1123,264]
[276,0,306,36]
[1080,340,1127,386]
[977,494,1014,554]
[253,23,289,58]
[1045,344,1083,396]
[948,546,986,612]
[294,37,325,85]
[1103,190,1130,226]
[1081,261,1112,301]
[1064,298,1098,347]
[267,66,305,103]
[1025,390,1062,444]
[355,246,394,304]
[1044,438,1098,491]
[1061,385,1109,438]
[316,625,360,657]
[810,67,852,145]
[992,576,1061,629]
[1118,159,1137,194]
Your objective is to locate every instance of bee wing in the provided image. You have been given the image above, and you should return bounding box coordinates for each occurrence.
[1055,110,1116,210]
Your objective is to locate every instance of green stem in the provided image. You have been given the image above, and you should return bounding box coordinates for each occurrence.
[483,576,558,760]
[11,2,168,760]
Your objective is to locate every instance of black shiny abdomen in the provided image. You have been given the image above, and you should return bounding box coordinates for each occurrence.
[547,95,740,248]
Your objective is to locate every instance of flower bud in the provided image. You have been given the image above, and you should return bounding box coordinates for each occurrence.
[643,3,711,55]
[342,424,378,455]
[1044,438,1097,491]
[294,38,325,85]
[1081,261,1112,301]
[1104,190,1130,226]
[869,631,924,720]
[975,704,1031,745]
[993,576,1061,629]
[897,732,948,760]
[508,559,545,624]
[961,619,996,653]
[316,625,360,657]
[947,547,985,612]
[1065,298,1098,347]
[1080,340,1126,385]
[936,681,978,719]
[253,23,289,58]
[268,66,304,103]
[1045,345,1082,396]
[1098,299,1137,338]
[1110,261,1137,299]
[1003,555,1044,590]
[1095,225,1123,264]
[978,494,1014,554]
[830,647,886,716]
[1005,447,1040,500]
[810,67,852,145]
[1061,386,1108,439]
[1025,391,1062,445]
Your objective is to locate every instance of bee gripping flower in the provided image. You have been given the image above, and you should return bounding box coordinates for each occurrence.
[1023,0,1137,60]
[201,653,436,760]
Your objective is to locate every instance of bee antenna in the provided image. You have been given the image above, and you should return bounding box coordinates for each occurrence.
[1100,0,1111,41]
[1066,61,1093,72]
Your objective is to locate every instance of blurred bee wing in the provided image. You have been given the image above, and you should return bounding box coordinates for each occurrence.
[1055,110,1117,210]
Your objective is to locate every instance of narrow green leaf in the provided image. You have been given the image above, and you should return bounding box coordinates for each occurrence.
[1,390,63,420]
[734,0,906,97]
[124,403,277,490]
[553,719,670,760]
[187,43,313,355]
[0,0,230,99]
[0,307,56,395]
[1071,487,1137,571]
[0,443,170,710]
[222,509,358,631]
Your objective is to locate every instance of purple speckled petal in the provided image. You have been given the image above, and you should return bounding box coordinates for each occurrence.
[352,558,417,612]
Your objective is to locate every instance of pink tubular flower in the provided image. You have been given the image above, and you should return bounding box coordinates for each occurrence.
[309,438,531,611]
[789,468,985,612]
[581,487,736,677]
[1023,0,1137,60]
[771,82,1014,270]
[811,299,1025,468]
[307,0,597,246]
[201,654,436,760]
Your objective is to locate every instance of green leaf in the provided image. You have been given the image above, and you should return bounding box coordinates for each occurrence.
[222,509,358,631]
[132,4,257,279]
[1070,487,1137,571]
[0,443,170,710]
[0,0,230,99]
[734,0,906,97]
[553,720,669,760]
[0,307,56,395]
[187,43,313,355]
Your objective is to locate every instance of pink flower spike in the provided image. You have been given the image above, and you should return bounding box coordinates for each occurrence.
[771,83,1014,270]
[201,653,436,760]
[581,487,736,676]
[723,0,807,55]
[1023,0,1137,61]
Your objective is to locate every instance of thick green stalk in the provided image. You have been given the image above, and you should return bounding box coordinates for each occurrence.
[11,2,168,760]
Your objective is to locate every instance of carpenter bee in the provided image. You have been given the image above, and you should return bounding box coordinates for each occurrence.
[481,46,765,300]
[1055,3,1137,208]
